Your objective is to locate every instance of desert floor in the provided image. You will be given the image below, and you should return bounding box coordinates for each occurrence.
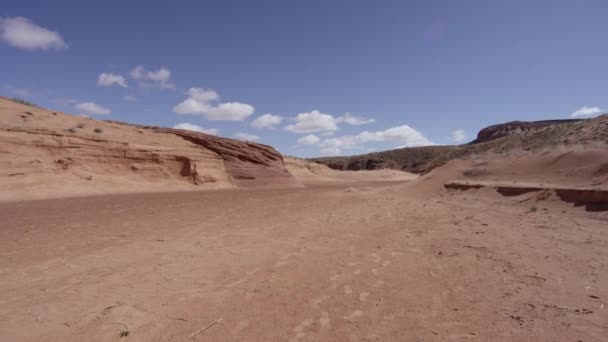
[1,180,607,342]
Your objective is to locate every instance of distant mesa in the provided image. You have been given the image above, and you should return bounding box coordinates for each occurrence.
[311,115,608,174]
[470,119,584,144]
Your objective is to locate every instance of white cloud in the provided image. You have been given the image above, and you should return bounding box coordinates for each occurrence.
[570,106,604,118]
[0,17,67,51]
[318,125,433,155]
[146,68,171,82]
[320,147,341,156]
[75,102,111,115]
[358,125,434,146]
[207,102,255,121]
[251,113,283,129]
[285,110,339,133]
[172,122,219,135]
[336,112,375,125]
[297,134,321,145]
[98,73,127,88]
[129,65,145,79]
[123,95,136,101]
[450,129,467,142]
[173,87,255,121]
[285,110,375,134]
[129,65,175,89]
[235,132,260,141]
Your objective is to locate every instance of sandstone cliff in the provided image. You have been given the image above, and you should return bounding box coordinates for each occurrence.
[0,97,295,201]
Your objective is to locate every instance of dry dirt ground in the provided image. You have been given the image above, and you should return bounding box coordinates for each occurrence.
[1,178,607,341]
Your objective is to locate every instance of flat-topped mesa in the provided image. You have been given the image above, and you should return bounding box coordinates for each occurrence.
[470,119,583,144]
[161,128,294,187]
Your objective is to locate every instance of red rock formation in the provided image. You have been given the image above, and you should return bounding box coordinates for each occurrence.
[0,97,296,200]
[161,128,294,187]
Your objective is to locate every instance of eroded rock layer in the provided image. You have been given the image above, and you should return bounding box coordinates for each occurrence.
[0,97,295,200]
[161,128,294,187]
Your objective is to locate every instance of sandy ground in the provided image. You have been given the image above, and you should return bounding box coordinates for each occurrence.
[1,179,607,342]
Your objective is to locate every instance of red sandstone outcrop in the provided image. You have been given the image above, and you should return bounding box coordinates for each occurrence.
[161,128,293,187]
[0,97,295,201]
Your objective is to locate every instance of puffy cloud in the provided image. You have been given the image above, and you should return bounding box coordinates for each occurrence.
[129,65,145,79]
[129,65,175,89]
[285,110,375,133]
[450,129,467,142]
[207,102,255,121]
[297,134,321,145]
[75,102,111,115]
[320,136,359,152]
[98,73,127,88]
[146,68,170,82]
[0,17,67,51]
[173,87,255,121]
[172,122,219,135]
[251,113,283,129]
[570,106,604,118]
[318,125,433,155]
[123,95,136,101]
[357,125,434,146]
[336,112,375,125]
[235,132,260,141]
[320,147,341,156]
[285,110,338,133]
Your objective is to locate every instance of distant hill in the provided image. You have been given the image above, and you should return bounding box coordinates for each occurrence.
[310,116,608,174]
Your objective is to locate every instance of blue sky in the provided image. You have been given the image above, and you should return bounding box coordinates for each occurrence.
[1,0,607,157]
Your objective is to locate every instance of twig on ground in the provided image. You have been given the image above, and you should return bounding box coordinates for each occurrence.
[182,318,223,341]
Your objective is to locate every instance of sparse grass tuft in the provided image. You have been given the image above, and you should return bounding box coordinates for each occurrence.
[93,128,103,133]
[10,97,37,107]
[76,123,86,129]
[64,128,77,134]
